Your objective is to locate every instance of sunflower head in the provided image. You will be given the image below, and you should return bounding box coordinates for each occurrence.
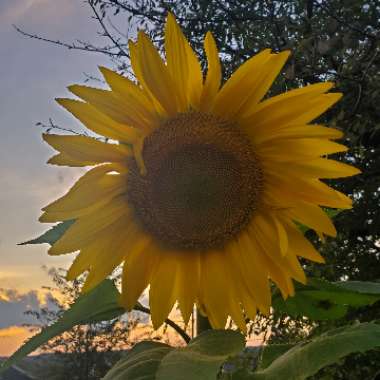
[41,13,360,331]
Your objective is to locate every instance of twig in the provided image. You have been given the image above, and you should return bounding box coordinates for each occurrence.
[313,0,379,41]
[104,0,274,24]
[133,303,191,344]
[106,0,163,23]
[87,0,129,58]
[350,49,378,116]
[83,71,105,84]
[350,83,363,116]
[37,118,89,136]
[13,25,122,57]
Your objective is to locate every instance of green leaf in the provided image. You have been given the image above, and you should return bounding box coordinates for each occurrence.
[0,280,125,373]
[103,341,173,380]
[258,344,294,369]
[335,280,380,294]
[249,323,380,380]
[103,330,245,380]
[272,278,380,320]
[19,220,74,245]
[156,330,245,380]
[273,292,348,320]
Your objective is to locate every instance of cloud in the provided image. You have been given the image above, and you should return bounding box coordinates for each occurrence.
[0,325,33,338]
[0,288,58,329]
[0,0,74,24]
[0,0,47,22]
[0,271,24,289]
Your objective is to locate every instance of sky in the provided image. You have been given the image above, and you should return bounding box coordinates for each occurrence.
[0,0,119,355]
[0,0,113,291]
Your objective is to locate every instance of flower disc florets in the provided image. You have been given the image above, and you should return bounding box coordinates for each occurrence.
[127,112,263,250]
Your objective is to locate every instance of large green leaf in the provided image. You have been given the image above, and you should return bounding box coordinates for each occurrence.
[336,280,380,294]
[272,278,380,320]
[103,330,245,380]
[103,341,173,380]
[273,291,348,320]
[247,323,380,380]
[19,220,74,246]
[258,344,294,370]
[0,280,125,373]
[157,330,245,380]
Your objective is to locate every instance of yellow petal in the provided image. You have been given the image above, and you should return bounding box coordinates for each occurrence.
[285,202,337,237]
[99,66,159,132]
[270,214,289,256]
[199,251,230,329]
[283,251,307,284]
[229,237,271,314]
[264,173,352,209]
[251,213,307,283]
[82,217,143,293]
[128,40,164,116]
[200,250,247,330]
[243,81,333,119]
[66,249,91,280]
[248,124,343,145]
[56,98,140,143]
[66,215,133,280]
[131,32,178,116]
[292,93,343,125]
[263,158,361,179]
[43,134,131,167]
[149,249,179,329]
[238,51,291,115]
[49,196,129,255]
[165,13,202,111]
[184,42,203,110]
[256,138,348,162]
[68,85,151,132]
[251,213,283,257]
[121,236,156,310]
[200,31,221,112]
[246,226,294,298]
[212,49,272,117]
[242,91,342,135]
[283,219,325,263]
[175,251,200,325]
[218,252,249,331]
[40,165,126,222]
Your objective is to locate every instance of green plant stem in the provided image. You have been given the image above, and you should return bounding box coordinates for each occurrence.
[196,308,212,335]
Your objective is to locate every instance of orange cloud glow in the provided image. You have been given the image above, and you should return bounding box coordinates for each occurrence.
[0,326,36,357]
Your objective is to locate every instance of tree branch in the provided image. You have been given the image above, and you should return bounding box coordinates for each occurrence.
[87,0,129,58]
[13,25,122,57]
[133,303,191,344]
[313,0,379,41]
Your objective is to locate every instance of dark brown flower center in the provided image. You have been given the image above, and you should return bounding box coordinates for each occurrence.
[127,112,263,251]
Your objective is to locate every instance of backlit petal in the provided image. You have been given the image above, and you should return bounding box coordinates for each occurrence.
[43,134,131,167]
[200,32,221,112]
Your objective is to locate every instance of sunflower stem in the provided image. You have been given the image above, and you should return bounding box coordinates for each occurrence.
[196,308,212,336]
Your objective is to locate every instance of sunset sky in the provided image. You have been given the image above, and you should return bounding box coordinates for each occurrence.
[0,0,118,355]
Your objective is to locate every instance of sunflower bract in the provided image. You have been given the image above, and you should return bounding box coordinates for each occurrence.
[41,13,360,331]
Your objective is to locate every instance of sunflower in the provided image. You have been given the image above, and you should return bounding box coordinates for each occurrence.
[41,14,359,330]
